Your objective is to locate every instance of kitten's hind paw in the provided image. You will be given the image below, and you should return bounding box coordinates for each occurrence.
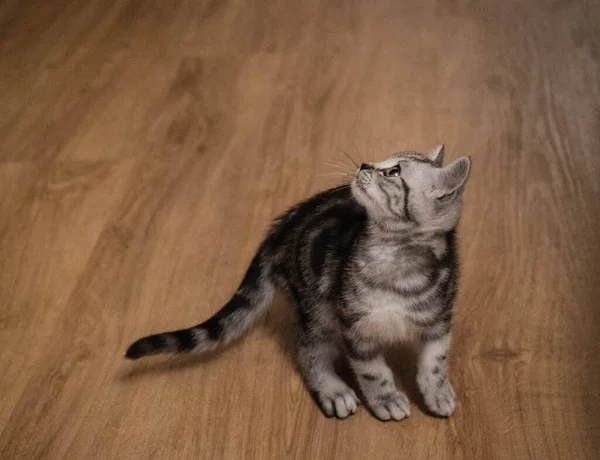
[369,391,411,421]
[314,388,360,419]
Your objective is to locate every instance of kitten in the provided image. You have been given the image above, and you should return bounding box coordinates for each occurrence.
[125,145,471,421]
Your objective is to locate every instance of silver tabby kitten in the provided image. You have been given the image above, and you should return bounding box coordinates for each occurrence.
[126,145,471,421]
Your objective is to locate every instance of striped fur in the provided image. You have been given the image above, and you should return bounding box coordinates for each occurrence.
[125,146,471,421]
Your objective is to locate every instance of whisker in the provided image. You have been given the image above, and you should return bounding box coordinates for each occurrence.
[349,140,366,164]
[341,148,359,168]
[315,172,353,178]
[319,159,353,172]
[321,157,343,170]
[331,182,352,188]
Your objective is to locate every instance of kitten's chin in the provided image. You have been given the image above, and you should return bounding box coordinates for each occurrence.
[351,181,388,223]
[350,179,369,207]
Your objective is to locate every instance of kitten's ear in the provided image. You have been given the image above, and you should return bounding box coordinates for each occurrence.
[438,157,471,194]
[428,144,445,166]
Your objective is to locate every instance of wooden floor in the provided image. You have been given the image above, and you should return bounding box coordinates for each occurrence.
[1,0,599,458]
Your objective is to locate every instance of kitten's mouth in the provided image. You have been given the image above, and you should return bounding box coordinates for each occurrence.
[355,169,372,187]
[351,171,373,208]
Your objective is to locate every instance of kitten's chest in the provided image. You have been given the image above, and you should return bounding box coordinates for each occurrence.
[353,292,417,343]
[348,236,451,344]
[359,237,444,276]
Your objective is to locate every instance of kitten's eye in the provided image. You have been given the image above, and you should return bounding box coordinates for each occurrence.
[384,166,401,177]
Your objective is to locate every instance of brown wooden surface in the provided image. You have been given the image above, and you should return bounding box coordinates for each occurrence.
[1,1,599,459]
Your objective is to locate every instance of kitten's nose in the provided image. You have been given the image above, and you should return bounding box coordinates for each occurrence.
[360,163,374,171]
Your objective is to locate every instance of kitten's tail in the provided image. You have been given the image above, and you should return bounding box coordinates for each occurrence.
[124,250,274,360]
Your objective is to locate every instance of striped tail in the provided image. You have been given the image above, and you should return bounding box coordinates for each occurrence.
[125,253,274,360]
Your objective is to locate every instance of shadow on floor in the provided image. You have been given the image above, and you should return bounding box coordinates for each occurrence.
[117,292,431,414]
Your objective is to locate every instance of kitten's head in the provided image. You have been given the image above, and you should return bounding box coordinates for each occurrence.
[351,145,471,232]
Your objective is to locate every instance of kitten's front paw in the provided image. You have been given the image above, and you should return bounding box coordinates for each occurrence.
[424,380,456,417]
[369,391,411,422]
[315,388,360,419]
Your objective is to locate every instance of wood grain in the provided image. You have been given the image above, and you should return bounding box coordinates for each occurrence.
[1,0,599,459]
